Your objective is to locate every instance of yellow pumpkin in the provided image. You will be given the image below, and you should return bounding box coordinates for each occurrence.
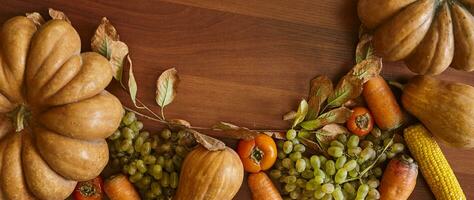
[358,0,474,75]
[175,146,244,200]
[0,16,123,199]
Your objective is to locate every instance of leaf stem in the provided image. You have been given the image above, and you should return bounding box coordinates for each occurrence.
[123,105,167,124]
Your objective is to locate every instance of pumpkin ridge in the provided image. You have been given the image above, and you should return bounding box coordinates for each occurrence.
[387,13,435,56]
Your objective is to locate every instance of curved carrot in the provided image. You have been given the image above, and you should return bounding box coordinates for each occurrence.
[104,174,140,200]
[363,76,403,130]
[248,172,282,200]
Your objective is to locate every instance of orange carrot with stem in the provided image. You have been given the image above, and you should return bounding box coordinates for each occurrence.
[248,172,282,200]
[363,76,403,130]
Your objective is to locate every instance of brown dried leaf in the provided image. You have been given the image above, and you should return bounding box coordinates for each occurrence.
[326,57,382,108]
[48,8,71,24]
[168,119,191,130]
[299,137,328,157]
[263,131,286,140]
[283,111,297,121]
[355,34,374,63]
[212,122,259,140]
[306,76,333,120]
[156,68,179,108]
[315,124,349,144]
[91,17,128,81]
[25,12,45,28]
[300,107,353,130]
[187,129,226,151]
[127,56,139,107]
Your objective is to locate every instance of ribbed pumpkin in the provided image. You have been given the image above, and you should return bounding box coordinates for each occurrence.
[0,16,123,199]
[358,0,474,75]
[175,146,244,200]
[401,76,474,148]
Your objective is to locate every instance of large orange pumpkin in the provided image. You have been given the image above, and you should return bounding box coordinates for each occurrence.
[0,16,123,199]
[358,0,474,75]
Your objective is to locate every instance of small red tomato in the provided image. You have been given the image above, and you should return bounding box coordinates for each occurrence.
[73,177,104,200]
[347,107,374,136]
[237,134,277,173]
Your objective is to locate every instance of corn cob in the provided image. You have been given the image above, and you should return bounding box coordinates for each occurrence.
[404,124,466,200]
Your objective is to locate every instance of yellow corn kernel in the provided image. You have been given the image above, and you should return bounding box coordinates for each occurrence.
[404,124,466,200]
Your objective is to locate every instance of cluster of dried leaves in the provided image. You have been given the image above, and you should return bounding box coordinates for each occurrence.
[284,34,382,154]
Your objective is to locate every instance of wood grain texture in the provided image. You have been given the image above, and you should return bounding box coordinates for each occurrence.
[0,0,473,199]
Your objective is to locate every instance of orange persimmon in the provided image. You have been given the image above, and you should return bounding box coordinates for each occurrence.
[347,107,374,136]
[237,134,277,173]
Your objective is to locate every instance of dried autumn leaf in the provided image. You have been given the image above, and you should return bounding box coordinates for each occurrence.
[300,107,353,130]
[283,111,297,121]
[315,124,349,144]
[48,8,71,24]
[355,34,374,64]
[156,68,179,108]
[263,131,286,140]
[212,122,260,140]
[168,119,191,130]
[127,56,139,107]
[25,12,45,28]
[299,137,328,157]
[292,99,308,128]
[326,57,382,108]
[187,129,226,151]
[306,76,333,120]
[91,17,129,81]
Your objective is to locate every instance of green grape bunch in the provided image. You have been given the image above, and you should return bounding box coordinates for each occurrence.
[106,111,197,200]
[271,128,405,200]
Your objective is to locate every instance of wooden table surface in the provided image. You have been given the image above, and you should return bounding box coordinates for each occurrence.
[1,0,473,199]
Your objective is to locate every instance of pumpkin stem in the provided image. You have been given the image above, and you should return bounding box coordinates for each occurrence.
[250,147,264,164]
[388,81,404,90]
[10,105,29,132]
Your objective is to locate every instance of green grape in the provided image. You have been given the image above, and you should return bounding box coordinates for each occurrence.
[277,140,284,149]
[348,147,362,156]
[310,155,321,169]
[282,158,293,169]
[136,160,147,173]
[164,159,175,173]
[373,167,383,177]
[294,144,306,152]
[383,138,392,147]
[278,151,286,159]
[337,134,347,143]
[283,141,294,154]
[390,143,405,153]
[151,181,162,195]
[170,172,179,189]
[129,172,143,183]
[134,136,145,152]
[313,176,324,185]
[335,156,347,169]
[285,183,297,192]
[332,187,344,200]
[275,160,284,170]
[287,129,297,140]
[289,168,299,176]
[330,140,344,149]
[157,156,165,166]
[359,147,375,163]
[122,112,136,125]
[335,168,347,184]
[297,178,307,188]
[126,147,135,155]
[377,152,387,164]
[349,169,358,178]
[328,147,343,158]
[355,184,369,199]
[367,188,380,199]
[319,156,327,165]
[160,172,170,187]
[324,160,336,176]
[303,189,314,198]
[305,179,319,191]
[161,129,172,140]
[140,142,152,157]
[120,139,133,152]
[120,156,129,165]
[122,127,134,139]
[170,132,179,142]
[144,155,157,165]
[303,157,311,170]
[314,169,326,180]
[367,178,380,188]
[172,155,183,169]
[343,160,357,171]
[109,130,121,140]
[159,143,172,153]
[177,130,188,139]
[291,138,300,145]
[302,169,314,179]
[130,121,144,133]
[347,135,360,148]
[150,164,163,180]
[290,189,301,199]
[314,189,325,199]
[296,159,306,173]
[270,169,283,179]
[360,140,374,149]
[140,175,152,188]
[290,152,302,161]
[175,146,188,157]
[321,183,334,194]
[127,165,137,175]
[139,131,150,139]
[386,152,396,159]
[343,182,356,194]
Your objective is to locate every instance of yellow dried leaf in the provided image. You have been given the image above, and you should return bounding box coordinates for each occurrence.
[25,12,45,28]
[48,8,71,24]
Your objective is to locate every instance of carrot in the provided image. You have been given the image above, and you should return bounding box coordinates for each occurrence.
[104,174,140,200]
[248,172,282,200]
[379,155,418,200]
[363,76,403,130]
